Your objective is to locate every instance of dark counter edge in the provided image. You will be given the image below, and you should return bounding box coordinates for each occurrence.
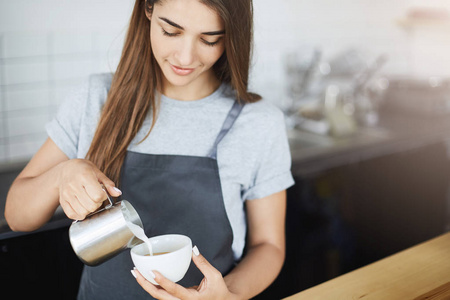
[291,128,450,177]
[290,113,450,177]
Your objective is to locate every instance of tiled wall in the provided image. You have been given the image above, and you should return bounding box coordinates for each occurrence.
[0,0,132,167]
[0,32,123,165]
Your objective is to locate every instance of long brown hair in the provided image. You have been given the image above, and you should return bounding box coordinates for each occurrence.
[86,0,260,186]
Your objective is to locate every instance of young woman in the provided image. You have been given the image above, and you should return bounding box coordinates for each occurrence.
[5,0,294,299]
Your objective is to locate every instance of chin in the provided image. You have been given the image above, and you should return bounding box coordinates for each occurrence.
[163,70,197,87]
[165,76,195,88]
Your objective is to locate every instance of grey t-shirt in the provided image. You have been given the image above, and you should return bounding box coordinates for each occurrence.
[46,73,294,259]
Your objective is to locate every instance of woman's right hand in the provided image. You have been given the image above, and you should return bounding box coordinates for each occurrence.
[57,159,122,220]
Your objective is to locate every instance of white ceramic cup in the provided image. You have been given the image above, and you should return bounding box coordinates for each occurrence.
[131,234,192,285]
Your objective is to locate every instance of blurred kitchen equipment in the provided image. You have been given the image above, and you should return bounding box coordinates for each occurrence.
[288,49,322,98]
[327,48,369,77]
[69,193,143,266]
[352,54,388,96]
[324,85,357,137]
[283,48,389,134]
[382,77,450,116]
[283,48,329,132]
[282,50,314,130]
[352,54,389,126]
[284,48,323,103]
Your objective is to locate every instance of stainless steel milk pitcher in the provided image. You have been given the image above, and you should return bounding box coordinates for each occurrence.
[69,192,143,266]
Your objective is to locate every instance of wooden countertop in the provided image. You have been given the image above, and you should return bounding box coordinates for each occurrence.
[284,232,450,300]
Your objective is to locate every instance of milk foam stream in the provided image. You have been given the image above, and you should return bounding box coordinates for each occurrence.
[127,222,154,256]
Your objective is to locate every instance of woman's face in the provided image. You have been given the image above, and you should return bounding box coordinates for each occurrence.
[148,0,225,96]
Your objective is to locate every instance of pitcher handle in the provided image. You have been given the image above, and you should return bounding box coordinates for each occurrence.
[102,186,114,209]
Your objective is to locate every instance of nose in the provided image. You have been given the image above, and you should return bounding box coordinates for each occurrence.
[174,38,195,67]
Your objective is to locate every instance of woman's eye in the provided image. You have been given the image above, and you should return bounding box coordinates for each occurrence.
[160,26,221,47]
[161,28,178,37]
[201,38,221,47]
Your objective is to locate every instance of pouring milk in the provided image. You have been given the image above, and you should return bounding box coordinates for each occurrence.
[127,222,154,256]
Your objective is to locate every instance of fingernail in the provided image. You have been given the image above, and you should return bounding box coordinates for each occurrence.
[130,269,137,278]
[113,187,122,195]
[192,245,200,256]
[149,270,156,279]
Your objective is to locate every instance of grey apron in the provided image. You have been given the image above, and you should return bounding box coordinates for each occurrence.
[77,101,244,299]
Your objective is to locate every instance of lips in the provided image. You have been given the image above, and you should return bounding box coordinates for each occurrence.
[170,64,195,76]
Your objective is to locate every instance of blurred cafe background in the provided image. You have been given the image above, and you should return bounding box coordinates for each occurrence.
[1,0,450,299]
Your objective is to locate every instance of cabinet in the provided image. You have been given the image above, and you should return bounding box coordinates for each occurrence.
[255,142,450,299]
[0,226,83,299]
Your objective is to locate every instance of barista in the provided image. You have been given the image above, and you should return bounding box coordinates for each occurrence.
[5,0,294,299]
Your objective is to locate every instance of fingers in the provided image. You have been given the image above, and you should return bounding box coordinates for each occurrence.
[153,270,192,299]
[58,159,120,220]
[107,185,122,197]
[60,182,104,220]
[60,186,90,220]
[59,196,79,220]
[132,268,182,300]
[191,246,223,281]
[94,170,122,197]
[79,185,105,210]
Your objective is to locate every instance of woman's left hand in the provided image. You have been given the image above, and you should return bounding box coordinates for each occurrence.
[132,246,239,300]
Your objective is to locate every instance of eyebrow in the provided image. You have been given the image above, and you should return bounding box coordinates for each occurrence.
[159,17,225,35]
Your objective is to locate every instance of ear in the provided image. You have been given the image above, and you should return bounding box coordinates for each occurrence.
[144,0,152,21]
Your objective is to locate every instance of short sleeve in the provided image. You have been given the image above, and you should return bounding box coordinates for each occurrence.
[243,110,295,200]
[45,81,89,159]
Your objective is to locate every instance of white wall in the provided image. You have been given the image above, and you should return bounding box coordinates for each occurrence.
[0,0,134,32]
[1,0,449,165]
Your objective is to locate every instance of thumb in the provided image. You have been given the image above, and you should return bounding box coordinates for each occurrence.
[94,170,122,197]
[191,246,222,280]
[106,184,122,197]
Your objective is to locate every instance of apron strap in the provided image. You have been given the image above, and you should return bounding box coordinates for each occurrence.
[208,101,245,159]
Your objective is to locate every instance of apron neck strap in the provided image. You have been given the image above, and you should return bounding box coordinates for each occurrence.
[208,101,245,159]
